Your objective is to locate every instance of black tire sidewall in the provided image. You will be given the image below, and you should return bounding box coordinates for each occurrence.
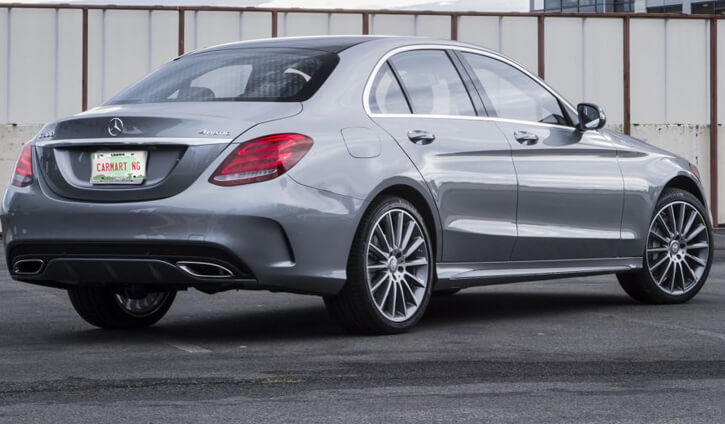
[69,286,176,329]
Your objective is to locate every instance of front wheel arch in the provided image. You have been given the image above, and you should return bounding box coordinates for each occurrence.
[663,175,706,210]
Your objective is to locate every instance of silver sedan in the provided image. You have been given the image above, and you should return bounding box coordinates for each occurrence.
[2,36,712,334]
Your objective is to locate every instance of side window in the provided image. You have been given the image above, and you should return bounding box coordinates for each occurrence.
[368,63,411,114]
[461,52,569,126]
[389,50,476,117]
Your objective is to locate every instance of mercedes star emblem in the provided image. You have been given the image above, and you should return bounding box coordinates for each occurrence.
[108,117,124,137]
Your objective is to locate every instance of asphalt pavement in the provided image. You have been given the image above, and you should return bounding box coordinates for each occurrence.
[2,240,725,423]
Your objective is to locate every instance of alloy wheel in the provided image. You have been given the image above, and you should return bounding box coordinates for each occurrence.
[646,201,710,295]
[366,208,430,322]
[114,291,171,318]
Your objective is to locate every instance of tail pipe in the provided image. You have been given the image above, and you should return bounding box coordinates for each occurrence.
[12,259,45,275]
[176,261,234,279]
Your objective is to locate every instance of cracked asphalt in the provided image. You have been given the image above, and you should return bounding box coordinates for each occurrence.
[1,249,725,423]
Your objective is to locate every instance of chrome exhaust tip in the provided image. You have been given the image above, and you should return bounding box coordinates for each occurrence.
[12,259,45,275]
[176,261,234,279]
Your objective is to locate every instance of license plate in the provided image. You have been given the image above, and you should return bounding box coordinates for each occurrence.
[91,151,147,185]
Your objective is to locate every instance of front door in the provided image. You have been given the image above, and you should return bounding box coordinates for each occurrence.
[458,51,624,261]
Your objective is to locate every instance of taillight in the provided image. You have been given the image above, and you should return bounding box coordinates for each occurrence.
[209,133,313,186]
[11,143,33,187]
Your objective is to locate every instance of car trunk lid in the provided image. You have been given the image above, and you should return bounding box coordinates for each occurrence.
[35,102,301,202]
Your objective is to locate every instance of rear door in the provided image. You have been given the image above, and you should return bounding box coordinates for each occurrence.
[368,49,518,262]
[458,51,624,261]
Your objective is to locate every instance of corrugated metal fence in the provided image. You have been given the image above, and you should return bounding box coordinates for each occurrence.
[0,4,724,224]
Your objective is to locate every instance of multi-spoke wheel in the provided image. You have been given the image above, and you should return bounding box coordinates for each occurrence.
[114,291,174,318]
[325,196,433,334]
[618,189,712,304]
[68,287,176,329]
[366,208,429,322]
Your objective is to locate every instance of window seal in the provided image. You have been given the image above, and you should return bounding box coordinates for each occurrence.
[363,44,579,128]
[447,50,486,117]
[386,61,415,114]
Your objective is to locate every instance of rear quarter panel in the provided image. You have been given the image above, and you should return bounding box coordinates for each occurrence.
[233,43,444,259]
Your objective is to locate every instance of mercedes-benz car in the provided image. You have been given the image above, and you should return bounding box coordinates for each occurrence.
[2,36,713,334]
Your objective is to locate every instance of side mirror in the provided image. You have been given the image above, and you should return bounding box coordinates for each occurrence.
[577,103,606,131]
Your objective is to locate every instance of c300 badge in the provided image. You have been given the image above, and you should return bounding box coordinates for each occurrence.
[198,129,230,137]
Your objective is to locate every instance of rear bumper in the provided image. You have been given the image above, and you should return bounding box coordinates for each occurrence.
[2,174,364,295]
[7,242,258,293]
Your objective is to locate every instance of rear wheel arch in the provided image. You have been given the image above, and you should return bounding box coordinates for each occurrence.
[329,193,435,333]
[363,182,441,260]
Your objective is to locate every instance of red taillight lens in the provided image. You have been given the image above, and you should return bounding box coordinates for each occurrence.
[11,143,33,187]
[210,133,313,186]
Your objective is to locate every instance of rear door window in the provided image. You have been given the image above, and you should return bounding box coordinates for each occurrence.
[389,50,476,117]
[368,63,411,114]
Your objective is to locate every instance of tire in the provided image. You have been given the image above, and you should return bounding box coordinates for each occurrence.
[432,288,461,297]
[68,287,176,329]
[325,196,434,334]
[617,188,713,304]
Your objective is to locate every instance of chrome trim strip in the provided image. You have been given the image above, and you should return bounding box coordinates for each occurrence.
[176,261,235,279]
[436,257,642,280]
[362,44,578,130]
[35,137,232,148]
[368,113,577,131]
[12,259,45,275]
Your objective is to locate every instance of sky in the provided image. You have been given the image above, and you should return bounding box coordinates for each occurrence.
[14,0,530,11]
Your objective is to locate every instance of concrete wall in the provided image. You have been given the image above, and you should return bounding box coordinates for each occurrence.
[0,7,722,222]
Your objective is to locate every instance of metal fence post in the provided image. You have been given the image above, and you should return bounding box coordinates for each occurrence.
[623,16,631,135]
[177,8,184,56]
[710,17,719,223]
[81,7,88,111]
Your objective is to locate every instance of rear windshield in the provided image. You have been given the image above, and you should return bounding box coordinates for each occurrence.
[107,48,339,104]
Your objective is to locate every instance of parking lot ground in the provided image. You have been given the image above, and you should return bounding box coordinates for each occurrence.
[1,252,725,423]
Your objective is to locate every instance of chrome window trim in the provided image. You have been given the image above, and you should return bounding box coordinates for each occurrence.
[368,113,576,132]
[363,44,578,130]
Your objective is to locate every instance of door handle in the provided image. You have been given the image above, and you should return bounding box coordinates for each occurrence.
[513,131,539,146]
[407,129,436,145]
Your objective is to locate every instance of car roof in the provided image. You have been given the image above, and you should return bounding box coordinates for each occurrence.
[189,35,502,57]
[192,36,386,54]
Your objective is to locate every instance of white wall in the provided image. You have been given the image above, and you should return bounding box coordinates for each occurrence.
[458,16,538,73]
[0,7,722,221]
